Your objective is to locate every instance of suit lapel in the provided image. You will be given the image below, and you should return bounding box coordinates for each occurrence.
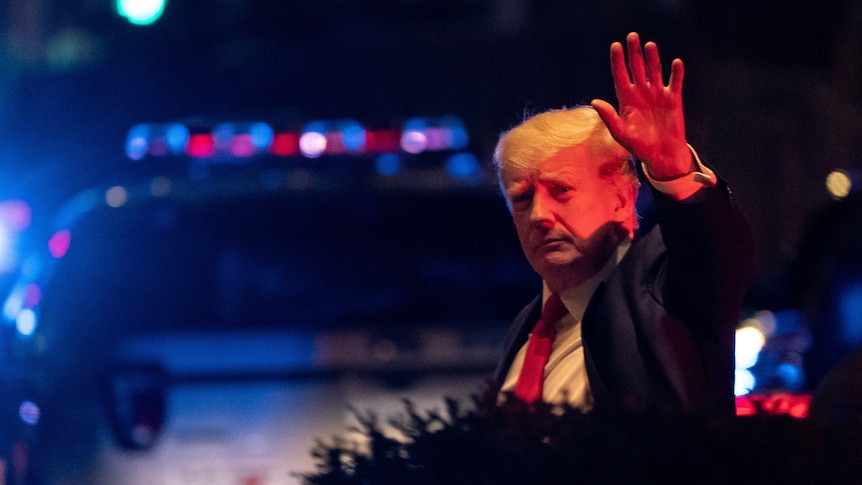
[493,294,541,386]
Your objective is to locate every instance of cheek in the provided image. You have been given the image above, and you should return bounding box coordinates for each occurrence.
[560,198,617,238]
[511,214,532,239]
[511,214,539,250]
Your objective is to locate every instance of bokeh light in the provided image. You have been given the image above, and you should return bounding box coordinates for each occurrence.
[19,401,40,425]
[734,369,756,396]
[826,169,852,199]
[150,177,172,197]
[48,229,72,259]
[375,154,402,176]
[106,186,129,208]
[735,326,766,370]
[117,0,167,26]
[15,308,37,337]
[299,131,327,158]
[445,153,481,181]
[837,282,862,345]
[271,133,299,157]
[401,128,428,154]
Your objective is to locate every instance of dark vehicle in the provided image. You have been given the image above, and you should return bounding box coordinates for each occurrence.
[2,156,537,483]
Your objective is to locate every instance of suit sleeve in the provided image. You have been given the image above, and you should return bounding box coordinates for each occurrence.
[650,174,756,339]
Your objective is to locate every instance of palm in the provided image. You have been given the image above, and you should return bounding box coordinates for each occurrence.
[591,33,691,180]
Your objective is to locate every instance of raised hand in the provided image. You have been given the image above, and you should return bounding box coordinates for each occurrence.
[590,32,694,181]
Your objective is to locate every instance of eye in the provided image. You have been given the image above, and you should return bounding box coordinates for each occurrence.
[509,190,533,209]
[554,184,573,195]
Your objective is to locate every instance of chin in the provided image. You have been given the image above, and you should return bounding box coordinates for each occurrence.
[537,245,580,262]
[531,253,579,274]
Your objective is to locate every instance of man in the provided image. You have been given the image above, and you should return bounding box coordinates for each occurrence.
[493,32,755,416]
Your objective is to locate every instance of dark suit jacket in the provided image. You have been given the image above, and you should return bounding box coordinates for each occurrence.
[493,178,755,416]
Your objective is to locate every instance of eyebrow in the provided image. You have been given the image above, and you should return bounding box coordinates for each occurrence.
[537,171,579,187]
[505,181,530,197]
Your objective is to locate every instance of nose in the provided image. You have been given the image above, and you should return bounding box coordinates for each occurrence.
[529,191,554,229]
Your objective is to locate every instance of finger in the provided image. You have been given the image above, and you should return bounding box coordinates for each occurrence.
[643,41,664,87]
[590,99,626,143]
[609,41,631,87]
[625,32,647,86]
[669,58,685,94]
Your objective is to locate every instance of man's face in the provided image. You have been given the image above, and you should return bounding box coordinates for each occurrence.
[503,144,629,291]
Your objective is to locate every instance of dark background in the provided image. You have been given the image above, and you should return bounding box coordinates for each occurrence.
[0,0,860,309]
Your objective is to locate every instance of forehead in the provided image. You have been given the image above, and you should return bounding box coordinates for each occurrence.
[503,144,599,185]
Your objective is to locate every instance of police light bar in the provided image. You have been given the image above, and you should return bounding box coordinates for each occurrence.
[125,116,470,162]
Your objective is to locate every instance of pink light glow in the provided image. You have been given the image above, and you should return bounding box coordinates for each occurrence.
[186,134,215,158]
[0,200,32,232]
[23,283,40,308]
[48,229,72,258]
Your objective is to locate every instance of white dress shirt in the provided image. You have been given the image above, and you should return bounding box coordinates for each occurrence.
[500,240,630,410]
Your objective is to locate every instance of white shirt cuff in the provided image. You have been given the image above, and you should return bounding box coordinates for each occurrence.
[642,144,717,201]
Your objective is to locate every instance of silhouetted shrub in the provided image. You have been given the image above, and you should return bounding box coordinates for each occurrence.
[298,387,862,484]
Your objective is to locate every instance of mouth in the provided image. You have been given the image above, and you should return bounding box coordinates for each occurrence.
[537,237,568,250]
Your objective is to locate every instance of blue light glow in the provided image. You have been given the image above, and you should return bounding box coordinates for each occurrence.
[341,121,366,153]
[776,362,805,390]
[3,287,24,321]
[19,401,40,425]
[303,121,326,135]
[211,121,273,156]
[165,123,189,154]
[838,282,862,346]
[0,226,14,272]
[126,123,189,159]
[249,122,274,150]
[126,124,149,160]
[375,154,402,176]
[19,254,44,280]
[402,118,427,132]
[441,115,469,149]
[212,123,234,147]
[445,153,480,180]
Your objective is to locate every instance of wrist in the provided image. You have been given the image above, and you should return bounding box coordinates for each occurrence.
[642,146,697,181]
[641,144,717,201]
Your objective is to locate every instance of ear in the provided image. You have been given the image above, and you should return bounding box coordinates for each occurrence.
[611,185,629,218]
[612,184,636,238]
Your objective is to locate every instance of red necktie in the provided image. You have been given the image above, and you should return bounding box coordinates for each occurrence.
[513,293,568,403]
